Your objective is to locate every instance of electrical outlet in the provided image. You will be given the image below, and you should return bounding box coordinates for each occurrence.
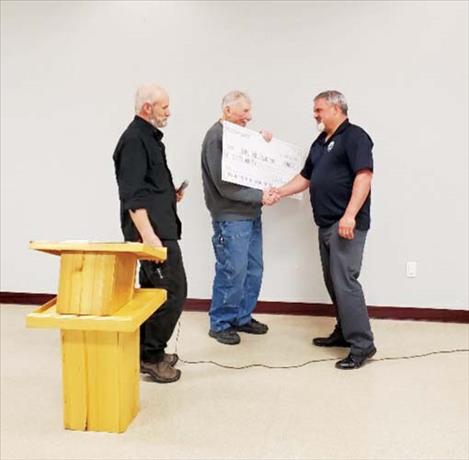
[406,261,417,278]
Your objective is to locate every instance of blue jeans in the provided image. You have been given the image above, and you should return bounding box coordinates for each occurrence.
[209,217,263,332]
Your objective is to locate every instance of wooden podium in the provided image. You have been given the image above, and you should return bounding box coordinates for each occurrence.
[26,241,167,433]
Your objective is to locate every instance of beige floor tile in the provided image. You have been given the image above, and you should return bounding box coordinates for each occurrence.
[1,305,468,460]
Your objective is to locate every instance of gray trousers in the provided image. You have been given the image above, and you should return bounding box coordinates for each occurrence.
[318,222,374,355]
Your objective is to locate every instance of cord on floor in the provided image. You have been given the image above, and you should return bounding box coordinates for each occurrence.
[173,321,469,370]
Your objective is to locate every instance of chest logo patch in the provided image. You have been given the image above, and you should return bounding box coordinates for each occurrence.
[327,141,335,152]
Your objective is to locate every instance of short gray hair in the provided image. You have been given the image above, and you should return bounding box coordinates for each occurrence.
[314,90,348,115]
[221,90,251,110]
[134,84,166,113]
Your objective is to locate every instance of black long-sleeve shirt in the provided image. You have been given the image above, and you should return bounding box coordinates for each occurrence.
[113,116,181,241]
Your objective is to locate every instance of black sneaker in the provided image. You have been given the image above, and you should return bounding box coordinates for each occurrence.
[209,328,241,345]
[235,318,268,335]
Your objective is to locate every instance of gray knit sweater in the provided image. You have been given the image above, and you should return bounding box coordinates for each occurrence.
[201,121,263,221]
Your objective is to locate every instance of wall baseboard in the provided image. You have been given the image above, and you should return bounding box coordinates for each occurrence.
[1,291,468,323]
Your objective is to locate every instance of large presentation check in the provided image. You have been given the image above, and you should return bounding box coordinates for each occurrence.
[222,121,305,198]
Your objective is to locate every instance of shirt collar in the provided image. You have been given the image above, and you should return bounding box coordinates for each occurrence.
[134,115,164,141]
[320,118,350,145]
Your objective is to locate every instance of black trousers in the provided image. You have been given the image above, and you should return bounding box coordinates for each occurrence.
[139,240,187,363]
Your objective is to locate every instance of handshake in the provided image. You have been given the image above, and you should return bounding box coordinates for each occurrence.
[262,187,282,206]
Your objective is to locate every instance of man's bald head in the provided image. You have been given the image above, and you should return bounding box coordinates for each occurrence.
[135,84,170,128]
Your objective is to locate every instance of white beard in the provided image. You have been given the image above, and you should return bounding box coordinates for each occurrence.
[316,121,325,132]
[150,118,167,128]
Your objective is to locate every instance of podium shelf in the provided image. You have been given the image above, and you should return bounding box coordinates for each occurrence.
[26,288,166,332]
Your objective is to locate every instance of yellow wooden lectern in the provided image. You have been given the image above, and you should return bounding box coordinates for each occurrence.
[26,241,167,433]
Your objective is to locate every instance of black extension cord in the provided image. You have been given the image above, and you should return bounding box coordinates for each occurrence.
[172,321,469,370]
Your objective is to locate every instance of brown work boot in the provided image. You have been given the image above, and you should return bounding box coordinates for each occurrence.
[140,360,181,383]
[163,353,179,367]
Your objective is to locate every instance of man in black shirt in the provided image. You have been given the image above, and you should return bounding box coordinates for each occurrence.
[274,90,376,370]
[113,84,187,383]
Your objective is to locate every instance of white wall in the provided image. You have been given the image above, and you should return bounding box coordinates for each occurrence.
[1,1,468,309]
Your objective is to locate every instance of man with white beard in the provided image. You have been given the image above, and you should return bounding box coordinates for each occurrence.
[113,85,187,383]
[273,90,376,370]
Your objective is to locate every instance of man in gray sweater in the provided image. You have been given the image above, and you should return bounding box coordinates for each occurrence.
[201,90,276,345]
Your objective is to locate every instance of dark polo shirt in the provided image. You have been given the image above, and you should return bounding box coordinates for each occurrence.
[113,116,181,241]
[300,119,374,230]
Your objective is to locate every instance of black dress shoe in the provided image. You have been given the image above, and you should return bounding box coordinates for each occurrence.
[335,346,377,370]
[312,328,349,347]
